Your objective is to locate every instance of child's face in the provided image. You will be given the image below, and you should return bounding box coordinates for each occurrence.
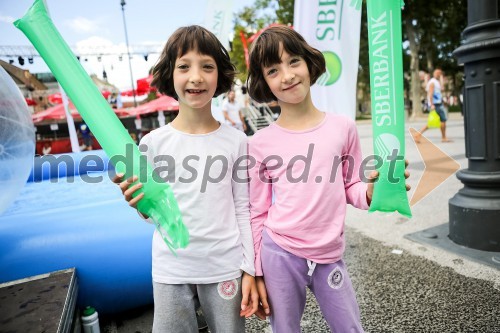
[262,47,310,105]
[173,50,218,110]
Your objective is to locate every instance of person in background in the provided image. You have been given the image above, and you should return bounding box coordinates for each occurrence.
[129,132,138,145]
[222,90,247,132]
[116,91,123,109]
[79,123,93,151]
[414,68,452,143]
[134,116,143,141]
[108,92,118,109]
[42,141,52,155]
[240,85,251,109]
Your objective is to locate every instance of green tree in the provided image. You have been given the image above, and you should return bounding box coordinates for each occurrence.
[424,0,466,98]
[357,2,370,114]
[402,0,466,117]
[255,0,295,25]
[230,0,294,82]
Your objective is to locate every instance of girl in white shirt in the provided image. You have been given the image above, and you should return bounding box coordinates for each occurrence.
[113,25,258,333]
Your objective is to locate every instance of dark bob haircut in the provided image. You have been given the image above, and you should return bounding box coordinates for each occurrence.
[151,25,236,100]
[247,25,325,103]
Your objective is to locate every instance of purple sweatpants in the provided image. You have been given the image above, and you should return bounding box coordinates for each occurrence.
[261,230,364,333]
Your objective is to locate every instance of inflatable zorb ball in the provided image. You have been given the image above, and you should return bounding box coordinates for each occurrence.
[0,66,35,215]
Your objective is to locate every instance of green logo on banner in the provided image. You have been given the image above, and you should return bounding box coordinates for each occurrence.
[317,51,342,86]
[374,133,401,160]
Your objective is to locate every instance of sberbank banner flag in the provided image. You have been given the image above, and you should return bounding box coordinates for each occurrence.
[366,0,411,217]
[293,0,362,119]
[204,0,234,123]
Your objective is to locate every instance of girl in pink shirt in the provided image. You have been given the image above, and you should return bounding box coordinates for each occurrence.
[247,26,409,333]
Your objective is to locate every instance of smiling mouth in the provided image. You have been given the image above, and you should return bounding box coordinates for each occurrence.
[283,83,300,91]
[186,89,206,94]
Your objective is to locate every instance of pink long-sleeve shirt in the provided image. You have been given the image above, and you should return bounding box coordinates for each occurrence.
[249,113,369,276]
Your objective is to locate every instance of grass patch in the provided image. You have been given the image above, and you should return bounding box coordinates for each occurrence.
[356,114,372,121]
[448,105,462,113]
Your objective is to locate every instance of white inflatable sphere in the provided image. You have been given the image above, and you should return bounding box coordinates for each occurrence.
[0,66,35,215]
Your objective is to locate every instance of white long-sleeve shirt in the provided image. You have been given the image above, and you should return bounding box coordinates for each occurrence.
[140,123,255,284]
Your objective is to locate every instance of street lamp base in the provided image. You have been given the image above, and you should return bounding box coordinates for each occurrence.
[449,171,500,251]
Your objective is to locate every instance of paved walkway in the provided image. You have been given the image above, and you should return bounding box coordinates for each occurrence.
[101,113,500,333]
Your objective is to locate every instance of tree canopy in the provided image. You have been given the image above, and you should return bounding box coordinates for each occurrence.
[231,0,467,113]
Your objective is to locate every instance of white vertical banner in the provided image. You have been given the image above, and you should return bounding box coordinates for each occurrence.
[294,0,362,119]
[204,0,234,123]
[59,84,80,153]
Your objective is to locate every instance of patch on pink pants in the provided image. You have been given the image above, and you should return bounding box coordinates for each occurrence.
[217,279,238,300]
[327,267,344,289]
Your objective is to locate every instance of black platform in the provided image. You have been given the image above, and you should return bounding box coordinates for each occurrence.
[0,268,78,333]
[405,223,500,270]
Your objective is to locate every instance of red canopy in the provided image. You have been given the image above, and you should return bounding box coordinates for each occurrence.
[120,89,140,97]
[47,91,112,105]
[121,75,156,97]
[32,102,130,123]
[47,93,63,105]
[101,90,112,99]
[25,97,37,106]
[127,95,179,116]
[137,75,153,95]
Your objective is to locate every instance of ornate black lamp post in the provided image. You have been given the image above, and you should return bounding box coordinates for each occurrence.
[120,0,137,107]
[449,0,500,251]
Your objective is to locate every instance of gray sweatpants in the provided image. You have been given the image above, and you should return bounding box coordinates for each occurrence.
[152,277,245,333]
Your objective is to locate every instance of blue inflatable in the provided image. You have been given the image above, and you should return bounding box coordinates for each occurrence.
[28,149,112,182]
[0,151,154,314]
[0,66,35,215]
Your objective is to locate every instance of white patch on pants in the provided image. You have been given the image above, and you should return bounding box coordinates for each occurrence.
[217,279,238,300]
[327,267,344,289]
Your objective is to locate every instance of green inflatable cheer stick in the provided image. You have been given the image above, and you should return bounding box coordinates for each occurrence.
[15,0,189,252]
[366,0,412,218]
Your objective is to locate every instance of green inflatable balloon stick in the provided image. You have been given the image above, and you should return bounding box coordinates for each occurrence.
[15,0,189,252]
[366,0,412,218]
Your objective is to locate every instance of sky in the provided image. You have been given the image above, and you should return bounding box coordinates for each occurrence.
[0,0,255,90]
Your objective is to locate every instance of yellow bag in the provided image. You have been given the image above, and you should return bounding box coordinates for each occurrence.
[427,110,441,128]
